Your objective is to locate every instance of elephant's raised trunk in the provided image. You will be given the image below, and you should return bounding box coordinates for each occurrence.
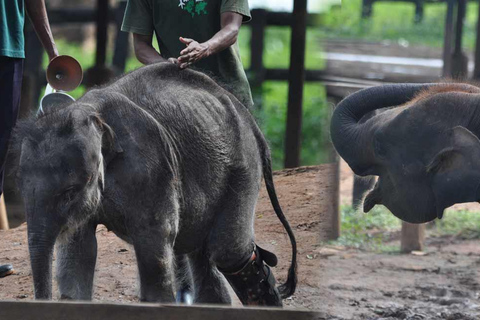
[330,84,433,175]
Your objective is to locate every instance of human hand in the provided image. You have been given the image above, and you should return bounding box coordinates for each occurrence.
[168,57,180,65]
[177,37,210,69]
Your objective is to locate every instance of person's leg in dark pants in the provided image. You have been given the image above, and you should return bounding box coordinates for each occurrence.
[0,56,23,275]
[0,56,23,197]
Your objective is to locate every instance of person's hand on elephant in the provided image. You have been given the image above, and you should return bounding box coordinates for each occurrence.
[177,37,210,69]
[168,57,180,66]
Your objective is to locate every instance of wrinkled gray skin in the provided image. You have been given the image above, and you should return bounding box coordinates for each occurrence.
[331,83,480,223]
[12,63,296,303]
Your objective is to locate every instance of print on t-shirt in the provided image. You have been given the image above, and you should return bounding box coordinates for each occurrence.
[178,0,208,17]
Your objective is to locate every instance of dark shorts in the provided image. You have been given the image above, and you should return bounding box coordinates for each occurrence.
[0,56,24,196]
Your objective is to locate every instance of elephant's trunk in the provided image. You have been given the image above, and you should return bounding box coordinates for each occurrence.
[330,83,433,175]
[26,205,62,300]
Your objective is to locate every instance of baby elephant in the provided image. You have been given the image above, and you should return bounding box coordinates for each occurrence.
[12,63,296,305]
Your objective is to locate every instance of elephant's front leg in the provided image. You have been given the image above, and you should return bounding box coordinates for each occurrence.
[55,222,98,300]
[133,227,177,303]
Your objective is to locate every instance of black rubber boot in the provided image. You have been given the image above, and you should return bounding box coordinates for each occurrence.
[219,244,282,306]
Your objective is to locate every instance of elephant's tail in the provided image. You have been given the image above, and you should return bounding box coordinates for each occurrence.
[258,137,297,299]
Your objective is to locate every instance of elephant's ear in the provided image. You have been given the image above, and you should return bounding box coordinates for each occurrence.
[427,126,480,218]
[90,114,124,165]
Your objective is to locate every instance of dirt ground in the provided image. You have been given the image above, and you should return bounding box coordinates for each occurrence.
[3,161,480,319]
[314,161,480,319]
[0,165,335,312]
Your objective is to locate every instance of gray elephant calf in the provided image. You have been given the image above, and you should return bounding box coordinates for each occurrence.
[331,83,480,223]
[12,63,296,306]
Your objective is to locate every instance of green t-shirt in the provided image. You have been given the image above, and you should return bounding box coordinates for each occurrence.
[121,0,253,108]
[0,0,25,58]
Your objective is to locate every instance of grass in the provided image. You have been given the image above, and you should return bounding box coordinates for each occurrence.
[322,0,480,50]
[331,204,480,252]
[44,26,326,170]
[331,205,402,252]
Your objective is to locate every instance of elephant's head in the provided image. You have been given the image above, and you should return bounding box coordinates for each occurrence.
[13,105,118,299]
[331,83,480,223]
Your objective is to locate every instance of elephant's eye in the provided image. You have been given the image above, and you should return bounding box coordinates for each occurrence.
[374,139,387,158]
[58,186,78,202]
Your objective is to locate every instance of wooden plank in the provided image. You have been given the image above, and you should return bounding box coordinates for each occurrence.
[47,8,319,27]
[251,9,320,27]
[0,301,320,320]
[47,8,98,24]
[401,222,425,253]
[0,195,8,230]
[284,0,308,168]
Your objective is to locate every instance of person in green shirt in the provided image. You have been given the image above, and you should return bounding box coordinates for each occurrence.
[0,0,58,277]
[121,0,254,109]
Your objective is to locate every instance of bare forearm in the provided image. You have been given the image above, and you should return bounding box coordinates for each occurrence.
[133,36,166,65]
[203,24,239,56]
[25,0,58,60]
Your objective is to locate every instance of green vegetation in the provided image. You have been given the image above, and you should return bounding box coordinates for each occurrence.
[332,205,402,252]
[44,26,326,170]
[332,204,480,252]
[433,209,480,239]
[322,0,479,49]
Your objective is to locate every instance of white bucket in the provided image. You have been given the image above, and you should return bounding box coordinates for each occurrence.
[38,84,76,115]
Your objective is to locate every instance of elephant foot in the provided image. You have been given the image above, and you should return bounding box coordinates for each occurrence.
[219,244,282,307]
[175,287,193,305]
[0,264,14,278]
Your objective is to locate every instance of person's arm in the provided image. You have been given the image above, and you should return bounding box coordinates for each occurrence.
[177,12,243,69]
[133,34,179,65]
[25,0,58,61]
[133,33,165,65]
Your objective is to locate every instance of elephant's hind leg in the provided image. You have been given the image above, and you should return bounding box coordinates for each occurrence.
[207,187,282,307]
[188,248,231,304]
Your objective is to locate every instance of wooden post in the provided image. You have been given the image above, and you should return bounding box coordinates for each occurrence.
[250,9,267,87]
[401,222,425,253]
[284,0,307,168]
[96,0,108,67]
[474,0,480,78]
[85,0,114,87]
[414,0,424,23]
[0,195,9,231]
[328,95,342,240]
[451,0,468,78]
[112,1,129,74]
[442,0,455,77]
[362,0,373,18]
[249,9,267,107]
[330,152,340,240]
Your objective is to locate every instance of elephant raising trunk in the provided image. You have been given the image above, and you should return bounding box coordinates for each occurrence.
[330,84,432,176]
[330,82,480,223]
